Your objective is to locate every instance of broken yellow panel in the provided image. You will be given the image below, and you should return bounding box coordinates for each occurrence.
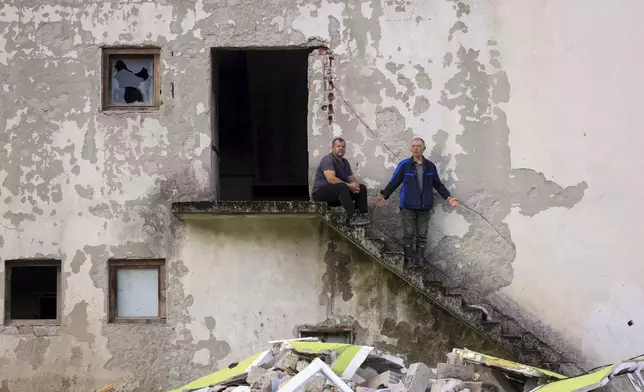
[452,349,567,380]
[167,351,266,392]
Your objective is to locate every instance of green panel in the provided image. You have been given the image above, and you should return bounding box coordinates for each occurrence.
[167,352,262,392]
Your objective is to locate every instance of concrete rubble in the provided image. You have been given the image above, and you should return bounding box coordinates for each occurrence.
[150,341,644,392]
[163,341,570,392]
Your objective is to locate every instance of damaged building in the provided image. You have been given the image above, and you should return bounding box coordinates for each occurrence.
[0,0,643,391]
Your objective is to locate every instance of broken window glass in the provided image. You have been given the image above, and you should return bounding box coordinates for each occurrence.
[109,57,154,105]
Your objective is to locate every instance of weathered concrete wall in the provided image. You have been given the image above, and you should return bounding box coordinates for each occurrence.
[1,0,643,389]
[0,216,502,391]
[304,0,644,368]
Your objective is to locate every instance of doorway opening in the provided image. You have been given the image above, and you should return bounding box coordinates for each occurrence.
[212,49,311,201]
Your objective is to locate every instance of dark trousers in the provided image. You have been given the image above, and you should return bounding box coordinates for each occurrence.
[313,183,368,216]
[401,208,431,248]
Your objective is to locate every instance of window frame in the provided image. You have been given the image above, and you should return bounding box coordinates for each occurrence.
[4,260,62,326]
[297,326,354,344]
[108,259,166,324]
[101,47,162,111]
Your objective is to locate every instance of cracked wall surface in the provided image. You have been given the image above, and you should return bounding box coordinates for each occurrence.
[1,0,643,389]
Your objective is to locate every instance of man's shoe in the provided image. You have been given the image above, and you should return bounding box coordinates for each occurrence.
[414,244,426,266]
[403,245,414,266]
[348,214,370,226]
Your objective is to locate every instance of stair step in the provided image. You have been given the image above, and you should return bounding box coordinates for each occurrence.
[445,296,464,310]
[383,251,404,265]
[516,351,543,368]
[316,213,578,374]
[365,238,387,253]
[481,321,503,334]
[445,286,465,296]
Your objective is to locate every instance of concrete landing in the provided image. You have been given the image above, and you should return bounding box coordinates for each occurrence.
[172,200,327,219]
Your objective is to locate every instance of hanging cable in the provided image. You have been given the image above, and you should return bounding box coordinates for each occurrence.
[330,81,515,250]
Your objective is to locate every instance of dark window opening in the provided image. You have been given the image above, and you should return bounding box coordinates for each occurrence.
[298,327,353,344]
[213,49,311,201]
[5,261,61,323]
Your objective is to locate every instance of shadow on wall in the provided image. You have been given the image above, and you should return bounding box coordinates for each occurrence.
[320,229,508,366]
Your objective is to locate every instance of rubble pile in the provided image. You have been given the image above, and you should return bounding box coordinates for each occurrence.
[170,340,560,392]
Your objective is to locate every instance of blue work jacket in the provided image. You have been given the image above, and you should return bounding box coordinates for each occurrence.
[380,157,451,210]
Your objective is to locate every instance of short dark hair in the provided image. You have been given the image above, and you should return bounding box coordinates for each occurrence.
[331,137,345,146]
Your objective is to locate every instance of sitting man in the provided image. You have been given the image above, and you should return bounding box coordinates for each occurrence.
[376,137,459,265]
[312,138,370,226]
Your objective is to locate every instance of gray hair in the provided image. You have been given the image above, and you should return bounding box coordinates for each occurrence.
[412,137,426,148]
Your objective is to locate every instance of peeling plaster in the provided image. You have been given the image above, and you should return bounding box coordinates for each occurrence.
[70,250,86,274]
[14,338,50,370]
[0,0,607,388]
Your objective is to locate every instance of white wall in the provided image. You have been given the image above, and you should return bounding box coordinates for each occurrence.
[496,0,644,363]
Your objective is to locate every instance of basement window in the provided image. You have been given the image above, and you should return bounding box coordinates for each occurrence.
[298,326,354,344]
[108,259,166,323]
[213,48,311,201]
[102,48,161,111]
[4,260,61,325]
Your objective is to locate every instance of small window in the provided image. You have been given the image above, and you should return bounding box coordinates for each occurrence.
[102,48,161,111]
[108,259,166,323]
[4,260,61,325]
[298,326,353,344]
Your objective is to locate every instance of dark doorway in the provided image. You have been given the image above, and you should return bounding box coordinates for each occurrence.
[212,49,310,201]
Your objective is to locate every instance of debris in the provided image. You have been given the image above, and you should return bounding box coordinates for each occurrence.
[166,341,642,392]
[436,363,474,382]
[247,367,268,384]
[450,349,565,381]
[297,360,311,372]
[97,385,114,392]
[403,363,432,392]
[303,374,327,392]
[429,379,463,392]
[366,371,402,389]
[462,382,482,392]
[355,367,379,383]
[250,370,285,392]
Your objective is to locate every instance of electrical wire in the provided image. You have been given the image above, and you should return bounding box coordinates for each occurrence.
[331,81,515,250]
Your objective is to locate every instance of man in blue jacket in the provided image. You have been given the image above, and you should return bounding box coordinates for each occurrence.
[376,138,460,266]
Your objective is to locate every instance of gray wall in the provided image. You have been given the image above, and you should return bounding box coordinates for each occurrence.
[1,0,644,390]
[0,217,503,391]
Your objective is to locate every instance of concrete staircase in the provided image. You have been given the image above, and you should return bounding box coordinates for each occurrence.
[171,200,581,376]
[318,210,581,376]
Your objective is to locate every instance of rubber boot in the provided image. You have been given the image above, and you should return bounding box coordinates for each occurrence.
[415,244,426,266]
[403,245,414,266]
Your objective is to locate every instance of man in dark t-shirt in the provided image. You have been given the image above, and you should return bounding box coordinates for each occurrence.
[312,138,369,226]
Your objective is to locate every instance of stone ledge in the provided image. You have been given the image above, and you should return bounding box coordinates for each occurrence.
[172,200,328,218]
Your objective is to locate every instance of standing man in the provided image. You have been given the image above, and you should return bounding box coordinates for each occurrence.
[376,138,459,265]
[312,138,370,226]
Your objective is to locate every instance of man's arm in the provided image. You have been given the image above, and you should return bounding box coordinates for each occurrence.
[432,174,451,200]
[345,162,360,192]
[380,160,406,199]
[323,170,345,184]
[320,156,344,184]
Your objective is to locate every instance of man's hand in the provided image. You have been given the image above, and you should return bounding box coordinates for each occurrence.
[347,182,360,193]
[375,195,388,207]
[447,196,460,208]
